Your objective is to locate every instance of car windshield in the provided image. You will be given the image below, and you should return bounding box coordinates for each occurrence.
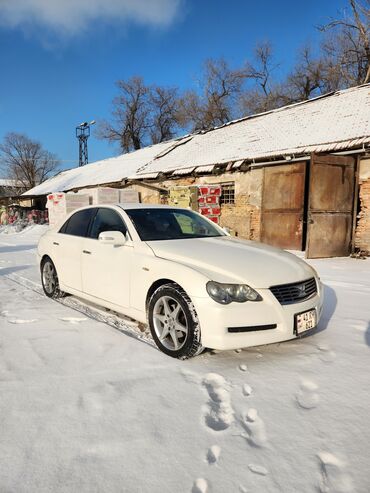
[125,208,225,241]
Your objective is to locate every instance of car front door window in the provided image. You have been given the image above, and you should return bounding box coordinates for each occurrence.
[89,208,127,239]
[61,208,96,237]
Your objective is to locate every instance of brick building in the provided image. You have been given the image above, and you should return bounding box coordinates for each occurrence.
[23,84,370,258]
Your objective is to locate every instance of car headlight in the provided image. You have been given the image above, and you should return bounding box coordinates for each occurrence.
[206,281,262,304]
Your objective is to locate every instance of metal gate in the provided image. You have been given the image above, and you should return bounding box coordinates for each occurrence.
[261,162,306,250]
[306,153,356,259]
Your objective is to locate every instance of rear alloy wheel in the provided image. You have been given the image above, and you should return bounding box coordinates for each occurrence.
[41,257,64,299]
[148,283,203,359]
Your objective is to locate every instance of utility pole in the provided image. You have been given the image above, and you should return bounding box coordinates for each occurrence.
[76,120,95,167]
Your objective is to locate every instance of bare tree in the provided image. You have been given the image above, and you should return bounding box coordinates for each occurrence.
[99,2,369,150]
[240,42,286,114]
[319,0,370,86]
[285,45,326,101]
[179,58,247,131]
[149,86,180,144]
[0,133,59,190]
[203,58,246,126]
[177,90,205,131]
[98,77,151,152]
[98,77,181,152]
[245,42,276,98]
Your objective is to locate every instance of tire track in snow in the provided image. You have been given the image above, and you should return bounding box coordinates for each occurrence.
[3,272,155,349]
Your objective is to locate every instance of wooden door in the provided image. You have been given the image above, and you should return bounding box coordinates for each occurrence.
[261,162,306,250]
[306,153,355,259]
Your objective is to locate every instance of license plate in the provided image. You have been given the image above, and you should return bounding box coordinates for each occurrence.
[295,309,317,335]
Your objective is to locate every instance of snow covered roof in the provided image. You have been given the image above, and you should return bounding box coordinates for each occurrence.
[134,84,370,176]
[22,140,177,196]
[23,84,370,196]
[0,179,23,188]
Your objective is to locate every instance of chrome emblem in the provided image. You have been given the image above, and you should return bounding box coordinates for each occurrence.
[296,284,306,297]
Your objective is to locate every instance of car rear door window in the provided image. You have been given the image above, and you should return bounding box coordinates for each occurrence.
[61,208,96,237]
[88,208,127,239]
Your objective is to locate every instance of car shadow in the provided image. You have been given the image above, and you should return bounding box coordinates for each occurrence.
[0,265,31,276]
[0,244,35,254]
[365,321,370,348]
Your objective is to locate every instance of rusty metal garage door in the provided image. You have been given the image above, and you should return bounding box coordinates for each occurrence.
[306,153,356,259]
[261,162,306,250]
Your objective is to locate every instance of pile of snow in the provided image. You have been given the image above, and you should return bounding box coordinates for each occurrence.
[0,223,47,236]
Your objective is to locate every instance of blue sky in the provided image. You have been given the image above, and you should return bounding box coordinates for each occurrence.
[0,0,349,171]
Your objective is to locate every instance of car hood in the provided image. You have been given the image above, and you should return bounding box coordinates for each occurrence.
[146,236,315,288]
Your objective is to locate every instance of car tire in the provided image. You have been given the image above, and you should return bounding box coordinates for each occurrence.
[148,283,203,359]
[41,257,65,299]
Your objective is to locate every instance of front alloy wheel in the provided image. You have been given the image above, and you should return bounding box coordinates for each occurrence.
[148,283,203,359]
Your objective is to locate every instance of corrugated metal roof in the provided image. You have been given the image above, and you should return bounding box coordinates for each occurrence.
[172,167,196,175]
[23,84,370,196]
[194,164,215,173]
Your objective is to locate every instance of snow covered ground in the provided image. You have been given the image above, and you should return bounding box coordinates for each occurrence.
[0,225,369,493]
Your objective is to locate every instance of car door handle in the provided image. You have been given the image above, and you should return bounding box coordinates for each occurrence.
[82,250,92,255]
[53,241,59,245]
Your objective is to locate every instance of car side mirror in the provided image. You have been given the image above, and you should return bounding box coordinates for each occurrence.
[98,231,127,246]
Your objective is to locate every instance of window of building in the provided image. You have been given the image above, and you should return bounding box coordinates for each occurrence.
[220,183,235,205]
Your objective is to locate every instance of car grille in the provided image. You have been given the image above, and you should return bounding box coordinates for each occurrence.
[270,278,317,305]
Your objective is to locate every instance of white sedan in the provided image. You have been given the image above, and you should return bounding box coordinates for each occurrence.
[38,204,324,359]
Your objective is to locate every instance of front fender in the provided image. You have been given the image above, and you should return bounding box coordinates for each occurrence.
[129,253,210,314]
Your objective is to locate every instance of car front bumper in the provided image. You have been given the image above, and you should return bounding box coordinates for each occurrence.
[192,281,324,350]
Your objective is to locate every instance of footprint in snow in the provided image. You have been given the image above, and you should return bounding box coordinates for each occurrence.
[60,317,88,324]
[318,452,353,493]
[192,478,209,493]
[241,408,268,447]
[296,379,319,409]
[206,445,221,465]
[79,382,118,416]
[202,373,234,431]
[248,463,268,476]
[317,345,336,363]
[8,319,37,324]
[242,384,252,397]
